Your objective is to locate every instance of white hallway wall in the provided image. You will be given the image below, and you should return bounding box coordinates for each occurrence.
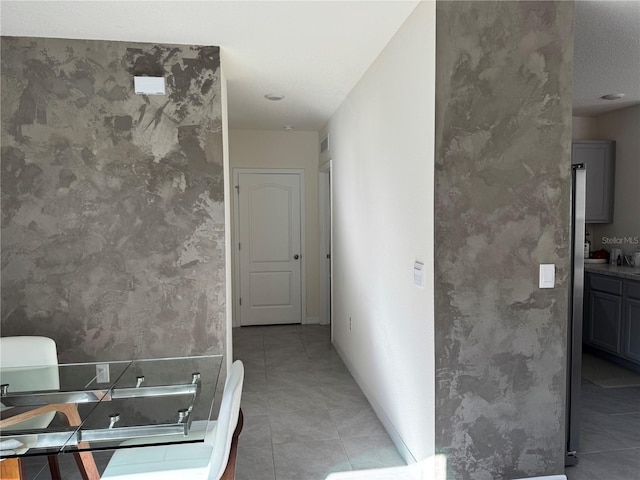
[323,2,435,462]
[228,129,320,326]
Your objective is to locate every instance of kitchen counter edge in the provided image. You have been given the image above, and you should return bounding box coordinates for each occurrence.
[585,264,640,281]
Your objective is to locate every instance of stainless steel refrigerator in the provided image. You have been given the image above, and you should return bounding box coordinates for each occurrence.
[566,163,586,466]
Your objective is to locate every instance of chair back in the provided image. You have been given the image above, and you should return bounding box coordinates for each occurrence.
[0,336,58,366]
[0,336,60,430]
[206,359,244,480]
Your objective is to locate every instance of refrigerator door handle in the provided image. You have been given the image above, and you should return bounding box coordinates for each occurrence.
[567,164,586,463]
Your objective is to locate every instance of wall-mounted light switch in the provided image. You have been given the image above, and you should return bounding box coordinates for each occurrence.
[96,363,110,383]
[539,264,555,289]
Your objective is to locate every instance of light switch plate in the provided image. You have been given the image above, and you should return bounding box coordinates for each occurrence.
[539,264,555,288]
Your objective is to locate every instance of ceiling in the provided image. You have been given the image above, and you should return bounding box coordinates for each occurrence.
[573,0,640,116]
[1,1,639,130]
[0,1,418,131]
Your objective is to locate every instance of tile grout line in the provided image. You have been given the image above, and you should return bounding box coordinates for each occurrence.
[261,328,279,480]
[266,332,277,480]
[336,431,356,472]
[310,327,353,472]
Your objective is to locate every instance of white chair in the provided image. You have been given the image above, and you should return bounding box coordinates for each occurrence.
[0,336,60,429]
[102,359,245,480]
[1,336,61,478]
[0,336,101,480]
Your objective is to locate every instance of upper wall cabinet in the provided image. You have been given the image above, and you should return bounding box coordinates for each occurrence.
[572,141,615,223]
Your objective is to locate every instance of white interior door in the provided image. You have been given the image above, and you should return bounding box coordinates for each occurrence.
[237,171,302,326]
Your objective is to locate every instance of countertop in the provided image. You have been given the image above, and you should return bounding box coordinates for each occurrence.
[585,263,640,281]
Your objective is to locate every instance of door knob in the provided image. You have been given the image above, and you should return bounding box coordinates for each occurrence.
[294,254,300,259]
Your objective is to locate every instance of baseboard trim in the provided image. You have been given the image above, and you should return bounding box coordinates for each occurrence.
[305,316,320,325]
[332,341,416,465]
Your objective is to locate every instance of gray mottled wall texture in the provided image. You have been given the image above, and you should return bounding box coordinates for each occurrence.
[1,37,226,362]
[434,2,573,479]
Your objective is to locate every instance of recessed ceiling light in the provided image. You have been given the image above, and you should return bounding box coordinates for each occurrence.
[601,93,625,101]
[264,94,285,101]
[284,125,294,132]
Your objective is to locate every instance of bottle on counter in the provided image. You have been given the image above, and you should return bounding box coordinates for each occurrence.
[584,232,591,259]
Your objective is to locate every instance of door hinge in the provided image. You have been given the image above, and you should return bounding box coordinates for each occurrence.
[235,185,239,194]
[238,242,241,251]
[239,298,242,306]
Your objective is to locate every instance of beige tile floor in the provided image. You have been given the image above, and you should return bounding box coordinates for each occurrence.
[565,375,640,480]
[232,324,405,480]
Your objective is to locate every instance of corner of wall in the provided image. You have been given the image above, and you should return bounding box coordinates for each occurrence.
[572,116,598,140]
[221,67,234,368]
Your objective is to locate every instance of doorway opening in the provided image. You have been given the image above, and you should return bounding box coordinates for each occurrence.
[319,160,332,340]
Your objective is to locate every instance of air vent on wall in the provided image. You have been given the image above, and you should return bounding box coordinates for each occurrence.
[134,76,166,95]
[320,135,329,154]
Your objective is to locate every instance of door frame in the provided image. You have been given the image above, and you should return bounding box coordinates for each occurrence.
[319,160,333,335]
[318,159,334,342]
[232,168,306,326]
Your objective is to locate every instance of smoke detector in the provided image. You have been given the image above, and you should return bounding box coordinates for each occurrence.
[601,93,625,101]
[265,94,285,101]
[284,125,294,132]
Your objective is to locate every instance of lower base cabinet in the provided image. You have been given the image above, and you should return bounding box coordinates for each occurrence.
[589,290,622,354]
[623,282,640,363]
[585,273,640,367]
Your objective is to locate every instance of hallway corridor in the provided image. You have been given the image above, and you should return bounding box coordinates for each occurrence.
[233,324,405,480]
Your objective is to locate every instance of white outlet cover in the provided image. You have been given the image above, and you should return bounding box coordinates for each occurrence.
[414,261,425,288]
[96,363,110,383]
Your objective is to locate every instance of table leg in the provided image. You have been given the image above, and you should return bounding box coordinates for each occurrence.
[0,458,24,480]
[1,403,99,480]
[56,404,100,480]
[72,451,101,480]
[47,455,62,480]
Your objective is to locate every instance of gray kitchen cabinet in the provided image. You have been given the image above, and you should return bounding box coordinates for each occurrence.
[572,141,615,223]
[585,273,640,367]
[623,281,640,363]
[588,290,622,354]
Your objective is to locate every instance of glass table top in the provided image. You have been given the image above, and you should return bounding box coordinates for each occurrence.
[0,355,223,457]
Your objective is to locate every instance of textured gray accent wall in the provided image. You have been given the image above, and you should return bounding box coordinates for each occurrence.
[1,37,225,362]
[434,2,573,478]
